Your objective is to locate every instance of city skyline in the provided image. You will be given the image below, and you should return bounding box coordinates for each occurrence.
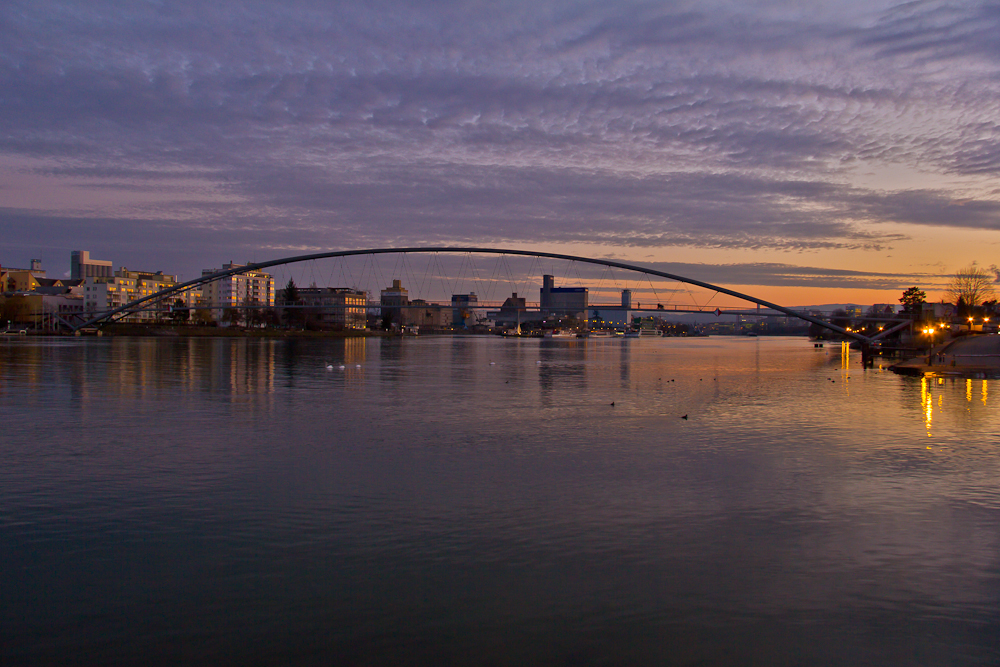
[3,0,999,307]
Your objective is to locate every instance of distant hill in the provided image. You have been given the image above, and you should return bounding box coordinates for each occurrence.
[657,304,873,325]
[797,304,867,313]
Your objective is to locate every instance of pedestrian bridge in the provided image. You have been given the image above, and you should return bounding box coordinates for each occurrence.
[73,246,906,351]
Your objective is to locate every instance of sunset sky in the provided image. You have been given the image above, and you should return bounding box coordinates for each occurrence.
[2,0,999,306]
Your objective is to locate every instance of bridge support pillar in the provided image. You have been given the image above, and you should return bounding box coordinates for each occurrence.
[860,342,873,369]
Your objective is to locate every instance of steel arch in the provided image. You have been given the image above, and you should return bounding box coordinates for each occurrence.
[74,246,869,343]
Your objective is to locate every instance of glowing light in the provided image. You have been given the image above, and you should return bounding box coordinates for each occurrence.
[921,376,932,434]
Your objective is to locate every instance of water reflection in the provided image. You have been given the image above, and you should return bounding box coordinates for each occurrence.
[0,337,280,403]
[915,375,994,441]
[5,336,1000,666]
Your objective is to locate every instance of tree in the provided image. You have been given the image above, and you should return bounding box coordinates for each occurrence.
[899,287,927,315]
[280,278,301,328]
[946,265,996,306]
[242,294,262,328]
[170,298,189,323]
[283,277,299,304]
[222,307,243,327]
[381,308,396,330]
[955,296,969,320]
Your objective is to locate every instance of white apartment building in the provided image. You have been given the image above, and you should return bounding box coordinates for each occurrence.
[83,268,182,322]
[201,262,274,322]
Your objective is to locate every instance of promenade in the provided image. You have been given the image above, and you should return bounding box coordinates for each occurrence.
[891,334,1000,377]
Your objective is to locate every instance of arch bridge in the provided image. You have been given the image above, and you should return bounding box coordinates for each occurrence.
[74,247,904,363]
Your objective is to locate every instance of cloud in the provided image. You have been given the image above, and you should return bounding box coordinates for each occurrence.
[2,0,999,289]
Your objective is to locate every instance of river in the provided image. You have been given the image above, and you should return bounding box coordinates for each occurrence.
[2,335,999,665]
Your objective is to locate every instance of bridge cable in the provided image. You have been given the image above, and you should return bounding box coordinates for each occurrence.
[485,254,504,305]
[462,252,475,297]
[431,252,448,302]
[417,253,434,302]
[402,254,420,302]
[469,252,490,303]
[366,253,380,296]
[502,254,517,300]
[702,291,721,312]
[676,269,701,310]
[373,254,390,299]
[324,257,336,290]
[644,273,662,309]
[389,253,404,288]
[357,254,371,297]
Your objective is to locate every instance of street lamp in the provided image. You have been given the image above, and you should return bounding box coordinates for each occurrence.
[924,327,936,366]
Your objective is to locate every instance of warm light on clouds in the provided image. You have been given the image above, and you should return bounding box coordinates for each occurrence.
[2,0,999,304]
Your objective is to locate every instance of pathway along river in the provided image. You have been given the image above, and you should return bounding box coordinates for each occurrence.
[3,335,1000,666]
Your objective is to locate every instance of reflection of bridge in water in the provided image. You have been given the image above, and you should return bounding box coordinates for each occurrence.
[73,247,910,365]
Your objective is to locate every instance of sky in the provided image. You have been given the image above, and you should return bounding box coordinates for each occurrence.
[2,0,999,307]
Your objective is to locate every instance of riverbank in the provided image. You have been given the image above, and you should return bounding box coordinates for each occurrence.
[891,334,1000,378]
[96,324,385,338]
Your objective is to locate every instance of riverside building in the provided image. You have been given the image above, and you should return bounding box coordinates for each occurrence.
[284,286,368,330]
[71,251,113,280]
[201,263,275,322]
[540,274,588,321]
[83,268,180,322]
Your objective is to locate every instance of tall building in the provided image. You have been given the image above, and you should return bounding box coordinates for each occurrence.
[406,299,449,329]
[486,292,529,326]
[540,274,588,320]
[82,268,180,321]
[282,287,367,329]
[451,293,478,328]
[380,279,409,326]
[71,251,113,280]
[201,262,275,322]
[83,276,134,317]
[590,289,637,329]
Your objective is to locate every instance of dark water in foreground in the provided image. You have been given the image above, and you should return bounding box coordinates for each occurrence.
[3,335,1000,666]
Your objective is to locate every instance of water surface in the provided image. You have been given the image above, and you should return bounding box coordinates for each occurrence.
[3,336,999,665]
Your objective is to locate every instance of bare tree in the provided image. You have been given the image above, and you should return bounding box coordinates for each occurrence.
[946,265,997,306]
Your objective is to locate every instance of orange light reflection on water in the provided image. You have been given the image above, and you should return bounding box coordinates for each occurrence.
[921,376,932,436]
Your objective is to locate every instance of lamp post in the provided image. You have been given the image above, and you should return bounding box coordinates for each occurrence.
[924,327,935,366]
[969,316,975,333]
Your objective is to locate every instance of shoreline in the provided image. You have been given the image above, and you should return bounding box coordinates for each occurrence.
[86,325,388,338]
